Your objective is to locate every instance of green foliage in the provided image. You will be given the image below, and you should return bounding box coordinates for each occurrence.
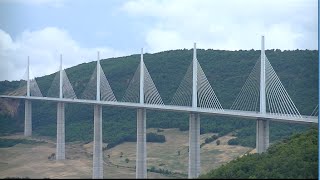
[201,134,219,147]
[0,138,45,148]
[205,135,219,144]
[157,128,164,132]
[0,49,317,148]
[48,153,55,160]
[148,167,172,175]
[199,127,318,179]
[228,121,311,148]
[0,80,20,95]
[106,132,165,149]
[146,132,166,143]
[216,139,221,146]
[148,166,188,178]
[0,114,23,136]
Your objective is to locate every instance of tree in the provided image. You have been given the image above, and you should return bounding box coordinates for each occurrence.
[150,166,155,172]
[146,133,166,143]
[48,153,55,160]
[216,140,221,146]
[125,158,129,163]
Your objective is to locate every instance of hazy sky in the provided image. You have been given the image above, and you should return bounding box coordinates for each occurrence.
[0,0,318,81]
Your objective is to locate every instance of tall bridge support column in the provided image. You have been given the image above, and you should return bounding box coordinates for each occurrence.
[256,119,269,153]
[257,36,269,154]
[24,100,32,136]
[93,105,103,179]
[56,55,65,160]
[188,113,200,179]
[56,102,65,160]
[136,108,147,179]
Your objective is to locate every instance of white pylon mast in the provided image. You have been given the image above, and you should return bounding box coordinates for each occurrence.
[192,43,197,108]
[59,54,63,99]
[97,51,100,101]
[140,48,144,104]
[260,36,266,114]
[27,56,30,97]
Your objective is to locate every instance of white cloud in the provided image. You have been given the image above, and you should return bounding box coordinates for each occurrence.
[145,29,188,52]
[121,0,318,52]
[0,27,125,81]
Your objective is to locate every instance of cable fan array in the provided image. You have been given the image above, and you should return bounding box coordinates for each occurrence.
[11,53,314,118]
[10,68,43,97]
[310,104,318,116]
[81,64,116,101]
[122,62,164,105]
[170,59,223,110]
[265,56,301,117]
[231,54,302,118]
[197,61,223,110]
[47,70,77,99]
[170,62,193,107]
[230,59,260,111]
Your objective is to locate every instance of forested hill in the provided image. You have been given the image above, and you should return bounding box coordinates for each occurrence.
[0,49,318,147]
[199,127,318,179]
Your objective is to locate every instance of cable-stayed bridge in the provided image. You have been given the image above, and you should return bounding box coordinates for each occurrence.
[0,36,318,179]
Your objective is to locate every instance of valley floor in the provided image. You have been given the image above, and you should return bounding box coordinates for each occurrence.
[0,128,253,179]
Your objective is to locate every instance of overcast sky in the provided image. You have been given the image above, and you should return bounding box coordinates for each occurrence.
[0,0,318,81]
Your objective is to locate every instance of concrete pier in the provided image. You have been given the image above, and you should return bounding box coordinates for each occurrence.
[256,36,269,153]
[93,105,103,179]
[256,119,269,153]
[188,113,200,178]
[136,108,147,179]
[56,102,65,160]
[188,43,201,179]
[136,48,147,179]
[24,57,32,137]
[24,100,32,136]
[93,52,103,179]
[56,55,65,160]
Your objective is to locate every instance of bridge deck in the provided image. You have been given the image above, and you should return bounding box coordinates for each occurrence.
[0,95,317,124]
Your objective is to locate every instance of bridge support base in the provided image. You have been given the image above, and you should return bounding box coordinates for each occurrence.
[24,100,32,137]
[188,113,200,179]
[256,119,269,153]
[56,102,65,160]
[136,108,147,179]
[93,105,103,179]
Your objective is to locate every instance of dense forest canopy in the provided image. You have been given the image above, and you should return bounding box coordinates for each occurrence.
[0,49,318,148]
[199,127,318,179]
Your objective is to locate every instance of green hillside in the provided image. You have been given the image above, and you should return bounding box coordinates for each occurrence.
[0,49,318,147]
[199,127,318,179]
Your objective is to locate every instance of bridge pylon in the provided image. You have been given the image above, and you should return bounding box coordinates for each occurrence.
[24,100,32,136]
[92,52,103,179]
[188,43,201,179]
[257,36,269,153]
[136,108,147,178]
[188,113,200,178]
[93,104,103,179]
[56,54,65,160]
[136,48,147,179]
[24,56,32,137]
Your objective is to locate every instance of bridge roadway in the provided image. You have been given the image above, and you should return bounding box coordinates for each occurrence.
[0,95,317,124]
